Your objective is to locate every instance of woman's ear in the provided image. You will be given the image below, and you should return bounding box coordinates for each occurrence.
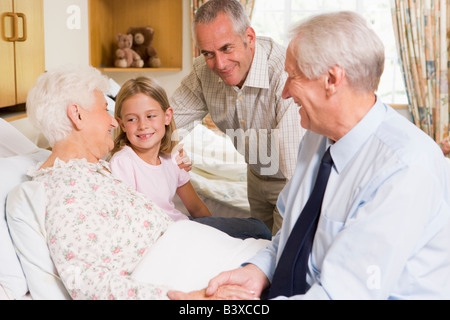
[67,104,84,130]
[165,107,174,126]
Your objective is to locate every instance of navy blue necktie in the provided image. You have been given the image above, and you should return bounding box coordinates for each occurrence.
[268,148,334,298]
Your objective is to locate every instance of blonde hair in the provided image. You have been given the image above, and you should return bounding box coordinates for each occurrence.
[111,77,177,156]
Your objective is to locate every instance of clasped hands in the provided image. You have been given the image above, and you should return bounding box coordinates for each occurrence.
[167,264,270,300]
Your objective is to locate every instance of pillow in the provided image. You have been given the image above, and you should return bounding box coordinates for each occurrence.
[0,118,39,157]
[6,181,70,300]
[7,118,50,150]
[132,220,269,293]
[0,149,51,299]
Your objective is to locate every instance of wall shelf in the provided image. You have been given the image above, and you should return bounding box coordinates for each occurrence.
[88,0,183,72]
[98,67,182,73]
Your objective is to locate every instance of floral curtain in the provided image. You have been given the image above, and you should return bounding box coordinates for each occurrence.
[391,0,449,148]
[190,0,256,57]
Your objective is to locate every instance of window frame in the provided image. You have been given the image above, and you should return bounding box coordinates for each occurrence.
[251,0,409,109]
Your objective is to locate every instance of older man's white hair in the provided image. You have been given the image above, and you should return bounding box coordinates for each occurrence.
[289,11,385,93]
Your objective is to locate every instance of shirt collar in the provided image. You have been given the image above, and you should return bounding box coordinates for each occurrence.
[230,38,270,90]
[330,97,387,174]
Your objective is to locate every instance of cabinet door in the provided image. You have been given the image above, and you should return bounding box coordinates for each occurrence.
[0,0,16,108]
[14,0,45,104]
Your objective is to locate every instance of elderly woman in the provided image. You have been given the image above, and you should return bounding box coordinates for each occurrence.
[25,65,258,300]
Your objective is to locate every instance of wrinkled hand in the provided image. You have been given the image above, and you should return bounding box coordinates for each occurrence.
[175,144,192,172]
[168,285,258,300]
[206,265,270,299]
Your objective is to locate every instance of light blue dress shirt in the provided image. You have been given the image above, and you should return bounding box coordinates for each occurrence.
[248,99,450,299]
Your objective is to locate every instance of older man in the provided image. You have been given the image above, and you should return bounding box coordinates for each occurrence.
[170,11,450,300]
[170,0,303,234]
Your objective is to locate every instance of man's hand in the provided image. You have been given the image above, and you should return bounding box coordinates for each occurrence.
[175,144,192,172]
[206,264,270,299]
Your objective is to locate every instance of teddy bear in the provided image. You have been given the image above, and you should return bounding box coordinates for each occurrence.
[114,33,144,68]
[127,26,162,68]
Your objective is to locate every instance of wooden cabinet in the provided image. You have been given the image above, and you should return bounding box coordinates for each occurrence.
[89,0,183,72]
[0,0,45,108]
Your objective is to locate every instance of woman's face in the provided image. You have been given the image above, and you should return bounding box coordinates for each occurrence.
[82,90,118,159]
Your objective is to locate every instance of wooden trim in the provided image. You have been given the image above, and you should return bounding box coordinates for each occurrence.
[0,103,26,121]
[98,67,182,73]
[4,113,26,122]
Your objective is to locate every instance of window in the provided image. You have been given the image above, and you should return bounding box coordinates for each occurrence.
[251,0,408,105]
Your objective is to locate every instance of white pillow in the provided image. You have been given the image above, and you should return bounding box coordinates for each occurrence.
[7,118,50,150]
[0,118,39,157]
[0,149,51,299]
[6,181,70,300]
[133,220,269,293]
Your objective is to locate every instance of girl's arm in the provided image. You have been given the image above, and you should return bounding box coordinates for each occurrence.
[176,181,212,218]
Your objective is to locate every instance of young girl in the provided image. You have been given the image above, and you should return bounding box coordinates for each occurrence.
[110,77,211,221]
[110,77,272,240]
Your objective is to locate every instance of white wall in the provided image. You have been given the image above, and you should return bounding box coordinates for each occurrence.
[43,0,193,97]
[43,0,89,68]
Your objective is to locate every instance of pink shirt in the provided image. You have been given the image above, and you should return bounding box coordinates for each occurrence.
[110,146,190,221]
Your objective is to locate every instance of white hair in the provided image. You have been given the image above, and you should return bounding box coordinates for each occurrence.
[26,65,110,147]
[289,11,385,92]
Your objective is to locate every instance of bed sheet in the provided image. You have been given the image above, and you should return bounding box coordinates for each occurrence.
[0,118,53,300]
[180,124,250,217]
[0,284,31,300]
[173,190,249,219]
[133,220,269,293]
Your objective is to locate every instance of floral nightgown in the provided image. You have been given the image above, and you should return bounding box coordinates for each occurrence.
[29,158,174,300]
